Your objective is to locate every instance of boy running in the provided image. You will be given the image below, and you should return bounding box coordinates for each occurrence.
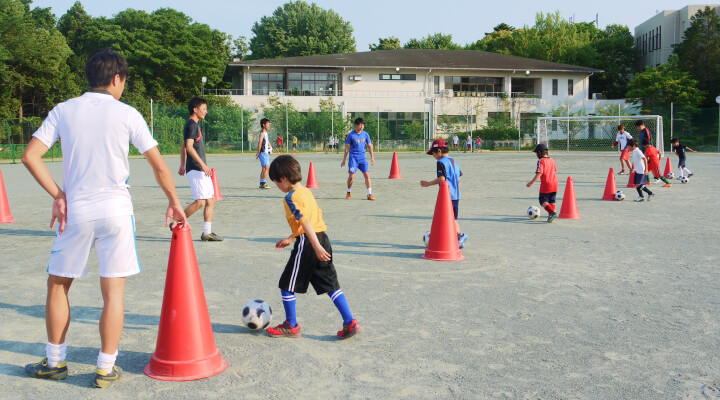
[291,135,299,155]
[671,138,696,178]
[275,135,283,154]
[266,155,362,339]
[21,49,187,388]
[612,124,633,175]
[256,118,272,189]
[628,139,654,202]
[526,143,559,222]
[341,118,375,200]
[420,139,467,248]
[643,139,671,186]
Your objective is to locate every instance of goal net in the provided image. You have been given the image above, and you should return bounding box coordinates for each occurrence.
[536,115,664,154]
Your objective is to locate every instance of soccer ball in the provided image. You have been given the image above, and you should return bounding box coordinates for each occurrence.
[667,172,674,179]
[680,176,689,184]
[527,206,540,220]
[615,191,625,201]
[423,231,431,247]
[242,299,272,330]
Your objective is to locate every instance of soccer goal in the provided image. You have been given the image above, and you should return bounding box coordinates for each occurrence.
[536,115,664,153]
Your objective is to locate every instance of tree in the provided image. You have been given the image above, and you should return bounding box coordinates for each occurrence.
[248,1,356,59]
[261,96,306,141]
[231,36,249,60]
[404,33,461,50]
[674,6,720,107]
[590,24,638,99]
[626,55,705,109]
[400,120,424,140]
[369,36,401,51]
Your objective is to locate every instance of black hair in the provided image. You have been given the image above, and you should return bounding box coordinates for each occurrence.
[536,149,549,157]
[670,138,679,144]
[85,48,128,88]
[188,97,208,116]
[269,155,302,184]
[354,117,365,125]
[618,124,624,130]
[260,118,270,128]
[634,120,644,127]
[641,138,650,146]
[627,138,636,147]
[435,147,449,154]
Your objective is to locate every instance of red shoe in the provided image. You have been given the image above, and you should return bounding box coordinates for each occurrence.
[337,319,362,340]
[266,321,301,338]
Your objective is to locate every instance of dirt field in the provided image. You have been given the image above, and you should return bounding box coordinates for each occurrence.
[0,151,718,399]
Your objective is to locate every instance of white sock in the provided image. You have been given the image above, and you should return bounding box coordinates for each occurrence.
[203,222,211,235]
[683,167,692,175]
[347,189,351,193]
[678,167,684,178]
[367,188,372,195]
[46,342,66,368]
[97,350,118,372]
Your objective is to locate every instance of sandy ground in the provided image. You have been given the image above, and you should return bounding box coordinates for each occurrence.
[0,150,719,399]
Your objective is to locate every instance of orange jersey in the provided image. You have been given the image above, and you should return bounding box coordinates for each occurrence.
[283,187,326,237]
[645,145,661,169]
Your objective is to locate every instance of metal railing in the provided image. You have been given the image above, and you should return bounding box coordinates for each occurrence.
[205,88,426,98]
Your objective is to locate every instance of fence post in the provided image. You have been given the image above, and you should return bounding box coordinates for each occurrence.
[150,98,154,137]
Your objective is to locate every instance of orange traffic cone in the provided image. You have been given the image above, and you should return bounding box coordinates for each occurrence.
[559,176,580,219]
[0,169,14,223]
[388,152,402,179]
[602,168,618,200]
[423,181,464,261]
[306,162,319,188]
[211,168,223,201]
[144,223,228,381]
[626,169,636,188]
[663,157,672,178]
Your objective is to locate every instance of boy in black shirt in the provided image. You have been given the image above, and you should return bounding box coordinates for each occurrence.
[671,138,696,179]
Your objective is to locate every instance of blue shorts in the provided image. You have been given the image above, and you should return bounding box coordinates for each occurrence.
[259,152,270,167]
[538,192,556,205]
[678,157,686,168]
[348,156,369,174]
[633,173,648,185]
[452,200,459,220]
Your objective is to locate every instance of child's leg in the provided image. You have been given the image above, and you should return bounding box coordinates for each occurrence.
[541,201,555,215]
[281,290,297,327]
[46,275,73,367]
[683,167,692,175]
[635,184,644,197]
[328,290,354,325]
[678,165,684,178]
[641,184,653,195]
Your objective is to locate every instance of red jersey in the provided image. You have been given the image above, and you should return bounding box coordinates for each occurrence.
[536,157,558,193]
[645,145,661,168]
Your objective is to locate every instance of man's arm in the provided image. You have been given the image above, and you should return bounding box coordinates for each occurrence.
[143,147,187,227]
[185,138,211,176]
[367,143,375,165]
[340,143,350,166]
[178,142,186,176]
[22,138,67,233]
[256,132,264,158]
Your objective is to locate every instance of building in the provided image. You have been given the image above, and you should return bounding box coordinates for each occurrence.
[635,4,720,69]
[221,49,619,141]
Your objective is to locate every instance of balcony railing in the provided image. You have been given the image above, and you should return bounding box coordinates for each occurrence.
[205,88,425,98]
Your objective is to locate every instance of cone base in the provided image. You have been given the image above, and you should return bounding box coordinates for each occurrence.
[306,183,319,189]
[558,215,580,220]
[0,215,14,223]
[144,349,228,381]
[422,249,464,261]
[388,175,402,179]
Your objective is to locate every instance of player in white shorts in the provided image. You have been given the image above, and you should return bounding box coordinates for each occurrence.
[21,49,186,388]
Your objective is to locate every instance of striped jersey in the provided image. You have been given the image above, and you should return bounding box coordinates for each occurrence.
[283,187,327,237]
[535,157,558,193]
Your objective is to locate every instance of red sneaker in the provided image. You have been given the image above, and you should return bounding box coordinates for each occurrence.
[337,319,362,340]
[266,321,301,338]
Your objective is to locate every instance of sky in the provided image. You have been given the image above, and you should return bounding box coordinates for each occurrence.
[33,0,708,52]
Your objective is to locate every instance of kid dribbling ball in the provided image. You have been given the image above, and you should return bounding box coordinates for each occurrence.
[242,299,272,330]
[527,206,540,220]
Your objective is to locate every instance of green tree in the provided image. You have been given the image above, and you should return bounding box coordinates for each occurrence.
[590,24,638,99]
[400,120,424,140]
[404,33,461,50]
[674,6,720,107]
[248,1,356,59]
[369,36,401,51]
[626,55,705,109]
[261,96,306,141]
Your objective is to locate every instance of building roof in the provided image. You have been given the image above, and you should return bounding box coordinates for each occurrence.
[230,49,602,73]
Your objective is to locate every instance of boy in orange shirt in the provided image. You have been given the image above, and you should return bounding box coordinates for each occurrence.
[526,144,558,223]
[642,139,671,186]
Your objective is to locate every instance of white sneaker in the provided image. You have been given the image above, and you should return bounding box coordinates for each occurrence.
[653,179,661,184]
[633,196,645,202]
[647,193,655,201]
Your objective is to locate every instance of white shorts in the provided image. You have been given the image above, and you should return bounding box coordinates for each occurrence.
[47,215,140,278]
[187,170,214,200]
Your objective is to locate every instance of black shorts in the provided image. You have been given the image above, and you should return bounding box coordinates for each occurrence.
[633,173,647,185]
[452,200,459,220]
[538,192,556,205]
[279,232,340,295]
[678,157,686,167]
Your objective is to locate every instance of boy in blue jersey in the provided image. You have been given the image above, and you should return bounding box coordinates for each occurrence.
[420,139,467,248]
[341,118,375,200]
[255,118,272,189]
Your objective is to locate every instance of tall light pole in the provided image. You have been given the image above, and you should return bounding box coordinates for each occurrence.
[716,95,720,152]
[201,76,207,96]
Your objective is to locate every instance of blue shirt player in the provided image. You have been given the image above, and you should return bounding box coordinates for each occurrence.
[420,139,467,248]
[341,118,375,200]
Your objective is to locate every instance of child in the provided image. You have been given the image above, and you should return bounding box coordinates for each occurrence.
[292,135,299,155]
[526,143,558,222]
[452,134,459,151]
[611,124,633,175]
[420,139,467,248]
[642,139,671,186]
[255,118,272,189]
[671,138,696,178]
[465,134,472,153]
[275,135,283,154]
[628,139,654,202]
[267,155,362,339]
[475,136,483,153]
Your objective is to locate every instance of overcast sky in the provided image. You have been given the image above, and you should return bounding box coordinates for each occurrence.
[34,0,705,51]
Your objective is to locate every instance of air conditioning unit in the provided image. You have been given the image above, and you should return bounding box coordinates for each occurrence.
[442,89,454,98]
[348,75,362,81]
[592,93,603,100]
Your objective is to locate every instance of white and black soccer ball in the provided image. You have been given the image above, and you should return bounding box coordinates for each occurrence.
[422,231,431,247]
[680,176,689,184]
[527,206,540,220]
[615,191,625,201]
[667,172,674,179]
[242,299,272,330]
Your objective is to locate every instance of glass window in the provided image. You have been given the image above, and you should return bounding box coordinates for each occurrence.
[379,74,416,81]
[444,76,503,95]
[434,76,440,94]
[251,73,285,95]
[287,70,341,96]
[567,79,574,96]
[552,79,558,96]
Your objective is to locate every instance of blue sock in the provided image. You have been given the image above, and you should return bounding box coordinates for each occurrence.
[329,290,353,325]
[281,290,297,327]
[260,179,266,183]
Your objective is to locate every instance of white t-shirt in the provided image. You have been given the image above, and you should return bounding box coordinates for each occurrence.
[616,131,632,150]
[453,135,459,144]
[631,148,646,174]
[33,92,158,225]
[466,136,472,144]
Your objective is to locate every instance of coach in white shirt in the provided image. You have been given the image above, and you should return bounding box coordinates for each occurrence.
[22,48,186,388]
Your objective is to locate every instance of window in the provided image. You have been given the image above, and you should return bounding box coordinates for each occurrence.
[251,73,284,95]
[657,26,661,50]
[288,71,340,96]
[379,74,416,80]
[443,76,503,95]
[567,79,574,96]
[650,31,654,53]
[511,78,535,97]
[552,79,558,96]
[434,76,440,94]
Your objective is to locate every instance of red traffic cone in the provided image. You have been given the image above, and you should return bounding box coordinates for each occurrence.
[423,181,464,261]
[144,223,228,381]
[306,162,319,188]
[0,169,14,223]
[211,168,223,201]
[663,156,672,178]
[626,169,636,188]
[388,152,402,179]
[602,168,618,200]
[559,176,580,219]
